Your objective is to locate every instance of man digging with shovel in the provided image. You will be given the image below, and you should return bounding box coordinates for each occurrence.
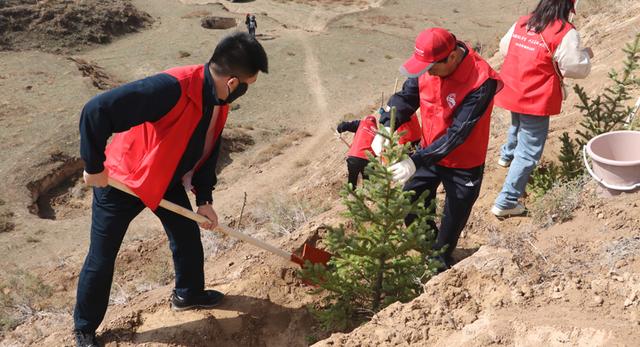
[74,32,268,347]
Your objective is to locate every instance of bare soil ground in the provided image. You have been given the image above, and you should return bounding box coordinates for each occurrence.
[0,0,152,53]
[0,0,639,346]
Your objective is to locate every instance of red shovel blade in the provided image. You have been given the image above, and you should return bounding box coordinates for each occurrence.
[290,244,332,286]
[291,243,332,268]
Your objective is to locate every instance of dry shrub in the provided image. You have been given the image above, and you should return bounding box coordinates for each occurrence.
[0,211,15,233]
[528,177,587,228]
[201,230,239,259]
[109,282,129,306]
[0,269,53,333]
[144,258,173,287]
[602,236,640,269]
[254,194,326,236]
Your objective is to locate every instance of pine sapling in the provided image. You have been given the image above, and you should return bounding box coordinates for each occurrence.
[300,107,439,331]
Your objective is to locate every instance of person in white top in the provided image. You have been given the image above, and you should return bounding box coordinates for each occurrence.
[499,18,592,83]
[491,0,592,218]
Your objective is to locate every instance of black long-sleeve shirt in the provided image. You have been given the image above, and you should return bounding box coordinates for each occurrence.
[379,52,498,168]
[336,119,361,133]
[79,63,224,205]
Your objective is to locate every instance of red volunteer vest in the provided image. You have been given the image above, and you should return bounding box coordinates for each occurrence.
[496,16,574,116]
[418,46,500,169]
[104,65,229,210]
[397,113,421,145]
[347,115,377,159]
[347,114,421,159]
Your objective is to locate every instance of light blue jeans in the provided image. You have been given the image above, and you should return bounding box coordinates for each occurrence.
[494,112,550,209]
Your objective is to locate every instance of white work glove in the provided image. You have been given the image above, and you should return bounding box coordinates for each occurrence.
[371,126,391,156]
[389,158,416,184]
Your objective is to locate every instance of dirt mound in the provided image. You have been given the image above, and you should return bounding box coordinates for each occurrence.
[200,16,236,30]
[315,242,640,346]
[314,246,520,346]
[0,0,152,53]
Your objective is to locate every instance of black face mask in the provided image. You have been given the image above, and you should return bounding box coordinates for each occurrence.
[222,82,248,104]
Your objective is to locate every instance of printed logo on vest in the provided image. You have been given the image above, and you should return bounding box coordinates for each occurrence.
[446,93,457,109]
[364,125,378,136]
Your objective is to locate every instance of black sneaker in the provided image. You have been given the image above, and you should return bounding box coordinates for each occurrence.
[170,289,225,311]
[74,330,99,347]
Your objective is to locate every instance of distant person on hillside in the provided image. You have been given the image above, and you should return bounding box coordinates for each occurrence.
[246,14,257,38]
[375,27,501,271]
[336,113,420,187]
[73,32,268,347]
[491,0,592,218]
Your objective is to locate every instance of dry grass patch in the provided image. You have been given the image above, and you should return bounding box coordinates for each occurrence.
[254,194,328,236]
[528,177,587,228]
[0,269,54,333]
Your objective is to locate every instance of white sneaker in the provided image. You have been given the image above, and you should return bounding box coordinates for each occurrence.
[497,158,511,167]
[491,203,526,217]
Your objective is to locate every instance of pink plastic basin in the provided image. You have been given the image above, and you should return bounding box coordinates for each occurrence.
[585,130,640,191]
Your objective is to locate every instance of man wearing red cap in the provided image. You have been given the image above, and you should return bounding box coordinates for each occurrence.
[374,27,501,270]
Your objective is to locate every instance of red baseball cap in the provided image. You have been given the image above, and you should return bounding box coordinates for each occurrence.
[400,28,457,78]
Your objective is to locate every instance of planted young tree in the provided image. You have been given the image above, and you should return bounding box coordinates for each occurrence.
[301,108,440,331]
[529,33,640,197]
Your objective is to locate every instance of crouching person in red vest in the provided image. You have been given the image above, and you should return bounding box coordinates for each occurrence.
[336,114,420,187]
[376,28,501,271]
[73,32,268,347]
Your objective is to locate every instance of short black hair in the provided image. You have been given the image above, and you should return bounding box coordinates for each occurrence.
[209,32,268,78]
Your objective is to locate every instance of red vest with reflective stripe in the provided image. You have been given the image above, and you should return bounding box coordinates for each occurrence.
[496,16,574,116]
[104,65,229,210]
[418,46,500,169]
[397,113,421,145]
[347,115,377,159]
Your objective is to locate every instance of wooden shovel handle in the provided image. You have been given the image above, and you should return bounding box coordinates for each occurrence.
[107,178,292,261]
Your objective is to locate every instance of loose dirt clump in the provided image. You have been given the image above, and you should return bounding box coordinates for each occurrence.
[0,0,153,53]
[200,16,236,30]
[68,57,122,90]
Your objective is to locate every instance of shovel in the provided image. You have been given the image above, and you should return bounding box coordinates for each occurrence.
[107,178,332,269]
